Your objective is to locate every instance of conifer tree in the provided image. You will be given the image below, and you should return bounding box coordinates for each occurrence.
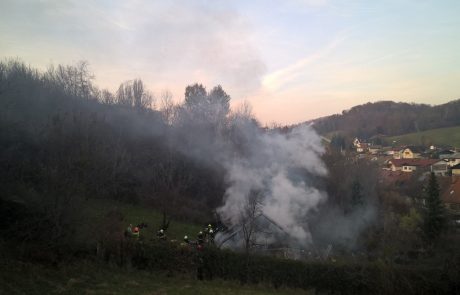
[422,172,446,245]
[351,179,364,208]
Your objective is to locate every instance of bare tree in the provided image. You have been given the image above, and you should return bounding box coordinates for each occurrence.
[44,61,95,99]
[238,190,263,284]
[116,79,154,109]
[240,190,263,254]
[159,90,175,125]
[99,89,116,105]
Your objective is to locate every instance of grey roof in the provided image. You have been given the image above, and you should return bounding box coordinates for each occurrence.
[440,153,460,160]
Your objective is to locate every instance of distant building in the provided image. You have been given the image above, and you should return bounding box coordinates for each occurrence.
[368,145,382,155]
[217,213,291,252]
[391,147,403,159]
[452,164,460,176]
[400,146,425,159]
[387,158,438,172]
[431,160,450,176]
[356,143,369,153]
[441,177,460,225]
[440,153,460,167]
[353,138,369,153]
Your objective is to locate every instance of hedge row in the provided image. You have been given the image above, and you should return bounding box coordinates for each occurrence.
[131,242,459,295]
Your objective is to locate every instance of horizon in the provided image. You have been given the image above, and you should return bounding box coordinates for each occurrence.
[1,0,459,125]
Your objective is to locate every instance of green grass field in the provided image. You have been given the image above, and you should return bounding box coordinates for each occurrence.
[0,260,310,295]
[386,126,460,147]
[80,199,203,243]
[0,200,311,294]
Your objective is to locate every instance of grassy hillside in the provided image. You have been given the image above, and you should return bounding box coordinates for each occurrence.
[0,260,310,295]
[386,125,460,147]
[71,200,204,249]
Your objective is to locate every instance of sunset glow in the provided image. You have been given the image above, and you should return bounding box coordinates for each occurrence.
[1,0,459,124]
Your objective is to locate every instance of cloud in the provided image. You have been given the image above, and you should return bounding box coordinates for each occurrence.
[0,0,266,96]
[262,33,347,92]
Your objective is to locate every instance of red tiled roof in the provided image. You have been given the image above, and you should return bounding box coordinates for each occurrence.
[441,177,460,204]
[388,158,439,168]
[380,169,412,183]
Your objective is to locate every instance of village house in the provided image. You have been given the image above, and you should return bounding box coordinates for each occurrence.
[353,138,370,153]
[440,153,460,167]
[441,177,460,225]
[368,145,382,155]
[381,146,394,156]
[431,160,450,176]
[452,163,460,176]
[391,148,403,159]
[400,146,424,159]
[356,143,369,153]
[386,158,438,173]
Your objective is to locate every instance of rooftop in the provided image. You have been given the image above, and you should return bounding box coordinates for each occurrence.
[388,158,439,168]
[441,177,460,204]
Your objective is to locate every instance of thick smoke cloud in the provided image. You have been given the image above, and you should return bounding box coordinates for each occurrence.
[217,123,328,245]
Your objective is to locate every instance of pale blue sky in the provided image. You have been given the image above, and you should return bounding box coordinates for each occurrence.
[1,0,459,124]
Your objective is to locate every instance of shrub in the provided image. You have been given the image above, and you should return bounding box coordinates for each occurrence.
[128,242,457,294]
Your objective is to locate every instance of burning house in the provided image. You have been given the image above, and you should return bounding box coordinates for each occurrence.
[216,213,308,260]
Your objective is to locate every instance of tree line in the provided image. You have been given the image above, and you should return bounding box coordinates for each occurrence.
[311,100,460,139]
[0,59,260,252]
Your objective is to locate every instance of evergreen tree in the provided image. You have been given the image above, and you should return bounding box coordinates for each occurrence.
[351,179,364,208]
[330,134,346,151]
[422,172,447,245]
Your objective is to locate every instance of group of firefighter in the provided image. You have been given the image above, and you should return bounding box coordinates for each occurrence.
[124,222,216,280]
[125,222,216,248]
[184,224,216,247]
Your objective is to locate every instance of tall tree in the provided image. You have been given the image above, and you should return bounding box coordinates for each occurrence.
[184,83,207,109]
[208,85,230,116]
[422,172,447,245]
[351,179,364,209]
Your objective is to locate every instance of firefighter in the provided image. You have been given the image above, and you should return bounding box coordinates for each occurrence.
[157,229,166,240]
[208,229,215,244]
[204,224,213,235]
[132,226,140,238]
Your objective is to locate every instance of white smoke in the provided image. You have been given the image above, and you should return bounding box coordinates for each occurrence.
[217,124,328,245]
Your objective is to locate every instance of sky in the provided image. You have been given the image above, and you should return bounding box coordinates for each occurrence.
[1,0,460,125]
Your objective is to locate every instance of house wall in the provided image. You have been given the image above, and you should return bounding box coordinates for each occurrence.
[447,159,460,167]
[431,162,449,176]
[453,169,460,176]
[402,149,421,159]
[402,165,416,172]
[390,164,401,171]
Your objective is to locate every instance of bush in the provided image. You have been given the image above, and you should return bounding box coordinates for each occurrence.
[128,242,457,294]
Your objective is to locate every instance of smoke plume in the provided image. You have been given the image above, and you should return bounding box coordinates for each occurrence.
[217,123,328,245]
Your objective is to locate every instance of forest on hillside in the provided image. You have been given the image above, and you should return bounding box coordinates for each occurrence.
[0,60,377,253]
[311,100,460,139]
